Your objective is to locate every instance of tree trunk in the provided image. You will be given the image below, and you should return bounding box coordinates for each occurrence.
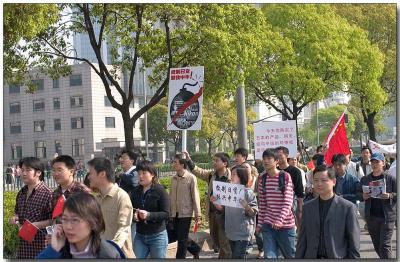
[207,139,213,156]
[366,112,377,142]
[123,113,135,151]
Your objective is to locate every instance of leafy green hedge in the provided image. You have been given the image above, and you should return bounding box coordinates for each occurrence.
[4,191,19,258]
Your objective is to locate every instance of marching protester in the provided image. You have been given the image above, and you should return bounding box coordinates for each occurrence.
[346,154,365,180]
[253,173,264,259]
[36,192,124,258]
[9,157,53,258]
[288,156,307,193]
[169,154,201,259]
[276,146,304,227]
[233,147,259,190]
[332,154,360,205]
[357,146,373,176]
[87,157,134,258]
[118,149,140,246]
[51,155,91,220]
[257,149,296,258]
[296,164,360,258]
[185,151,232,258]
[358,152,397,259]
[130,160,170,258]
[211,166,258,258]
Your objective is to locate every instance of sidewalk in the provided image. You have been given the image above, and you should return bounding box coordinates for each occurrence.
[173,217,397,259]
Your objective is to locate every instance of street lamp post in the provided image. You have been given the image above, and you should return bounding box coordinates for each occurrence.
[143,63,149,159]
[236,66,248,149]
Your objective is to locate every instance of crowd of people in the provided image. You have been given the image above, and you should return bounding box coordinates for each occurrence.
[8,144,397,259]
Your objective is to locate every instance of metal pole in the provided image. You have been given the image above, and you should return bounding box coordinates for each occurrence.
[182,130,187,152]
[316,102,320,145]
[236,66,248,149]
[143,66,149,159]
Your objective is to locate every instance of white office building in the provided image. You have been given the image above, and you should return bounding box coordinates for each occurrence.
[3,63,163,165]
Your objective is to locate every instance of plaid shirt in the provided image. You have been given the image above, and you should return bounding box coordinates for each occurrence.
[15,182,53,258]
[51,180,91,214]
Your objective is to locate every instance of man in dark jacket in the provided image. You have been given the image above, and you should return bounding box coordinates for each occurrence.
[358,153,396,259]
[296,164,360,259]
[332,154,360,205]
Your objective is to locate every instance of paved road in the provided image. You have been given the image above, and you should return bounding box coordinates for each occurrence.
[192,217,397,259]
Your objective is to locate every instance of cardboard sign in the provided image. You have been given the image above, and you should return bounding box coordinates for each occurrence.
[212,181,245,208]
[253,120,297,159]
[167,67,204,130]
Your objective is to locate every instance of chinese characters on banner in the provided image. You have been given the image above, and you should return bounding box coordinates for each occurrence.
[212,181,245,208]
[253,120,297,159]
[167,67,204,130]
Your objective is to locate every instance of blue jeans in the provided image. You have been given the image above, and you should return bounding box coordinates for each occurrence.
[134,230,168,259]
[229,240,249,258]
[131,223,136,253]
[261,224,295,258]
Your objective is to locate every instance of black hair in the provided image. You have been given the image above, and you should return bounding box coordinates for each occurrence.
[262,148,279,161]
[275,146,289,156]
[52,155,76,171]
[214,152,230,167]
[87,157,115,183]
[313,164,335,180]
[136,160,159,184]
[174,154,188,169]
[234,148,248,159]
[120,149,139,163]
[331,154,347,165]
[19,157,45,181]
[233,167,249,186]
[316,145,324,153]
[361,146,372,154]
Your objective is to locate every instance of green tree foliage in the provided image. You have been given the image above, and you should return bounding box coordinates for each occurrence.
[299,105,355,147]
[7,4,266,150]
[4,192,19,258]
[4,4,60,85]
[248,4,383,144]
[333,4,396,141]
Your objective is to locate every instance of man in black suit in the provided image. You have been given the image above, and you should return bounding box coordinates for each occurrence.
[296,164,360,259]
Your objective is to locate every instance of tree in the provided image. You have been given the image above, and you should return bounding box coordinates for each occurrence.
[299,105,356,147]
[7,4,267,150]
[247,4,381,144]
[333,4,396,141]
[4,4,60,84]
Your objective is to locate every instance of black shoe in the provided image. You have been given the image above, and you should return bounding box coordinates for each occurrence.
[193,253,200,259]
[213,248,219,254]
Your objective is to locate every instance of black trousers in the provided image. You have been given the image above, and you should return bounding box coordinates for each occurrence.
[367,215,395,258]
[171,217,194,259]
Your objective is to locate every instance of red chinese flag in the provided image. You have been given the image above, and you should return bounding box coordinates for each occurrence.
[193,222,199,234]
[18,220,38,242]
[307,160,315,170]
[52,195,66,219]
[323,112,351,166]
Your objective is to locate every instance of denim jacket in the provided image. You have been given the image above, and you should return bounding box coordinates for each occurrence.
[334,172,360,204]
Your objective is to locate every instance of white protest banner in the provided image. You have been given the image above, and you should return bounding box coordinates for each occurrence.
[253,120,297,159]
[212,181,245,208]
[167,66,204,130]
[369,140,396,154]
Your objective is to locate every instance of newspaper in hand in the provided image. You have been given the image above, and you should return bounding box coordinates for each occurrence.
[363,179,386,198]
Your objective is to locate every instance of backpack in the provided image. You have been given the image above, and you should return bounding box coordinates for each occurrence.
[261,170,287,195]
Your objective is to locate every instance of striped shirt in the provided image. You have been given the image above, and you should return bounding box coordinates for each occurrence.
[257,170,295,229]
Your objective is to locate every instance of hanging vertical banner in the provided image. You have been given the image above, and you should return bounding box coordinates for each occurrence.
[167,67,204,130]
[253,120,297,159]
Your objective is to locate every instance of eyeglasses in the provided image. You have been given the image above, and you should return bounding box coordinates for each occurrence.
[61,217,84,226]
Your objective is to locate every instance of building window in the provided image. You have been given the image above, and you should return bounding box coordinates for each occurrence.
[11,144,22,160]
[54,119,61,131]
[53,78,59,88]
[104,96,112,107]
[9,84,20,94]
[35,141,47,158]
[70,96,83,108]
[34,120,45,132]
[10,122,22,134]
[105,117,115,128]
[138,96,145,108]
[55,140,62,155]
[53,98,61,109]
[32,79,44,91]
[33,99,45,111]
[70,74,82,86]
[71,117,84,129]
[10,102,21,114]
[72,138,84,157]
